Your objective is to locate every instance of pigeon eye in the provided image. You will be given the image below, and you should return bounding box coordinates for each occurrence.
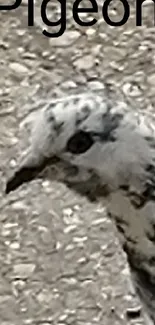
[66,130,94,154]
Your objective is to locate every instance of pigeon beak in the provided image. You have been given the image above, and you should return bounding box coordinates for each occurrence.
[5,152,60,194]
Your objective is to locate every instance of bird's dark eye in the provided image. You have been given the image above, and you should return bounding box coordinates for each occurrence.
[66,130,94,154]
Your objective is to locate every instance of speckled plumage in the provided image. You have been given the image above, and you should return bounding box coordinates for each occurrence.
[5,89,155,324]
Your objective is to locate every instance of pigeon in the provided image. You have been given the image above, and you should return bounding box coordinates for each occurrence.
[5,88,155,324]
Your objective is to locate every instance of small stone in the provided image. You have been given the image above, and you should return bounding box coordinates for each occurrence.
[11,201,27,211]
[22,52,37,59]
[62,80,77,89]
[50,30,80,47]
[10,242,20,250]
[148,74,155,86]
[59,314,68,321]
[13,263,35,279]
[111,306,115,313]
[16,30,26,36]
[73,236,87,243]
[9,62,29,74]
[9,159,17,168]
[10,137,18,145]
[74,55,94,70]
[13,279,25,290]
[78,257,87,264]
[12,279,26,296]
[42,180,51,193]
[92,44,102,56]
[86,28,96,36]
[121,265,130,276]
[124,294,133,302]
[4,222,18,228]
[17,47,25,54]
[92,217,106,225]
[62,277,77,285]
[64,225,77,234]
[37,289,55,304]
[123,82,141,97]
[42,51,50,57]
[24,320,34,324]
[73,204,80,211]
[88,80,105,90]
[0,41,9,49]
[110,60,126,71]
[65,244,75,251]
[63,208,73,217]
[1,229,10,236]
[56,241,61,250]
[5,240,10,246]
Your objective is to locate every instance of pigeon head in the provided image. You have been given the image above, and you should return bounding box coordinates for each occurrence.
[5,90,155,324]
[5,91,155,201]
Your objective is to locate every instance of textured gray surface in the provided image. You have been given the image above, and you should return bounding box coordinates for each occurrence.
[1,1,155,324]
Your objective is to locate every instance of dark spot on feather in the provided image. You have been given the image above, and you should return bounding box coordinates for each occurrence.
[91,112,122,143]
[75,105,90,127]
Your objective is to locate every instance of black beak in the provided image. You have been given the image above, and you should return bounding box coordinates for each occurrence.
[5,165,44,194]
[5,154,60,194]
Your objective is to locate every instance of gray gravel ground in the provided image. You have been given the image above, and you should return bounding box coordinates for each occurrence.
[1,0,155,324]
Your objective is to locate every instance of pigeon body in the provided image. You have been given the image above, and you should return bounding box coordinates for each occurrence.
[5,89,155,323]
